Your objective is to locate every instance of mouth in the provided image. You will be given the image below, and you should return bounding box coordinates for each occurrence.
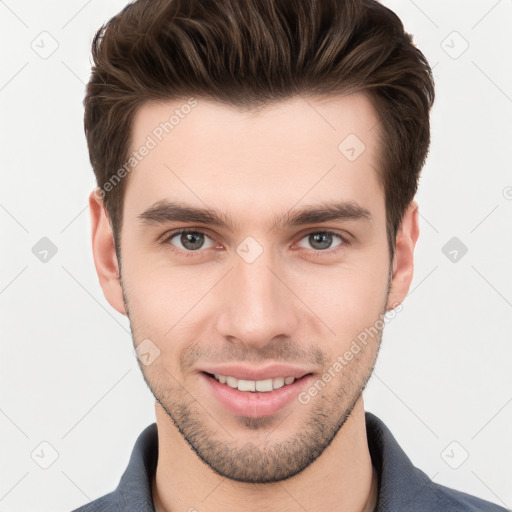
[201,371,315,418]
[204,371,309,392]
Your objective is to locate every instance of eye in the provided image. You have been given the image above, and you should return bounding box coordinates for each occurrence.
[160,228,349,257]
[163,229,217,253]
[296,231,346,252]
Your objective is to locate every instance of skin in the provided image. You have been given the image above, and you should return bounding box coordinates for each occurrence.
[90,93,419,512]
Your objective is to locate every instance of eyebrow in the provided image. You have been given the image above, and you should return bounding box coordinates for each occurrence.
[137,199,372,232]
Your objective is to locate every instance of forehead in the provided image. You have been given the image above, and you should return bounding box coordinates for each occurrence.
[123,93,383,225]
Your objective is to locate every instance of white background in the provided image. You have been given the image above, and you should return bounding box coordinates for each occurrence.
[1,0,511,510]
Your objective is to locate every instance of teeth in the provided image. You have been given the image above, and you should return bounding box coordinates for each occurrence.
[226,376,238,388]
[256,379,273,392]
[212,374,297,392]
[273,377,285,389]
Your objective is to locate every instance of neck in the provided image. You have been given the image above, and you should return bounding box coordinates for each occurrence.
[152,397,377,512]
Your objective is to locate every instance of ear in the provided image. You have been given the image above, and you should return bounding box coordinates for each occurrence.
[89,190,126,316]
[386,200,420,310]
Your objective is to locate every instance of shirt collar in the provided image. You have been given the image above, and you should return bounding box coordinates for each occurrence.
[112,412,434,512]
[365,411,435,511]
[114,421,158,512]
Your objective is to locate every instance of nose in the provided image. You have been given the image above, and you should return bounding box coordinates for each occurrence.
[215,250,300,350]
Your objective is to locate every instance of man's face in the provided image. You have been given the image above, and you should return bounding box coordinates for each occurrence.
[114,93,395,482]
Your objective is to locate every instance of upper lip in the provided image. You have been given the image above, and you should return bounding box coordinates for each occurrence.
[201,364,313,381]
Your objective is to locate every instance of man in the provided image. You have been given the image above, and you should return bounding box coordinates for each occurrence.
[72,0,507,510]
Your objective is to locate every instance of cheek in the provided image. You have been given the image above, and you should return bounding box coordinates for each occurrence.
[295,257,389,345]
[121,255,217,345]
[120,256,172,338]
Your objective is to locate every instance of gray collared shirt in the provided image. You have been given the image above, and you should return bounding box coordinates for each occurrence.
[70,412,508,511]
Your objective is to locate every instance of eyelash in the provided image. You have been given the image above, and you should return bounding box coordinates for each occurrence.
[160,228,351,258]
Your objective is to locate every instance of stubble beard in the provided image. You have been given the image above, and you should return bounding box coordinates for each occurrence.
[122,270,391,483]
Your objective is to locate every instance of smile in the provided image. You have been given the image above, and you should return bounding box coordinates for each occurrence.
[211,373,297,393]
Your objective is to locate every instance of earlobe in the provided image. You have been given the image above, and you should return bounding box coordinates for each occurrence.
[89,190,127,316]
[386,200,420,311]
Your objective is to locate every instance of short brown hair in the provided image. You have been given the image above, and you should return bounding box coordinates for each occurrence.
[84,0,435,258]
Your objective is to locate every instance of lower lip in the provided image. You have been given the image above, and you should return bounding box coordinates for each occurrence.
[200,372,314,418]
